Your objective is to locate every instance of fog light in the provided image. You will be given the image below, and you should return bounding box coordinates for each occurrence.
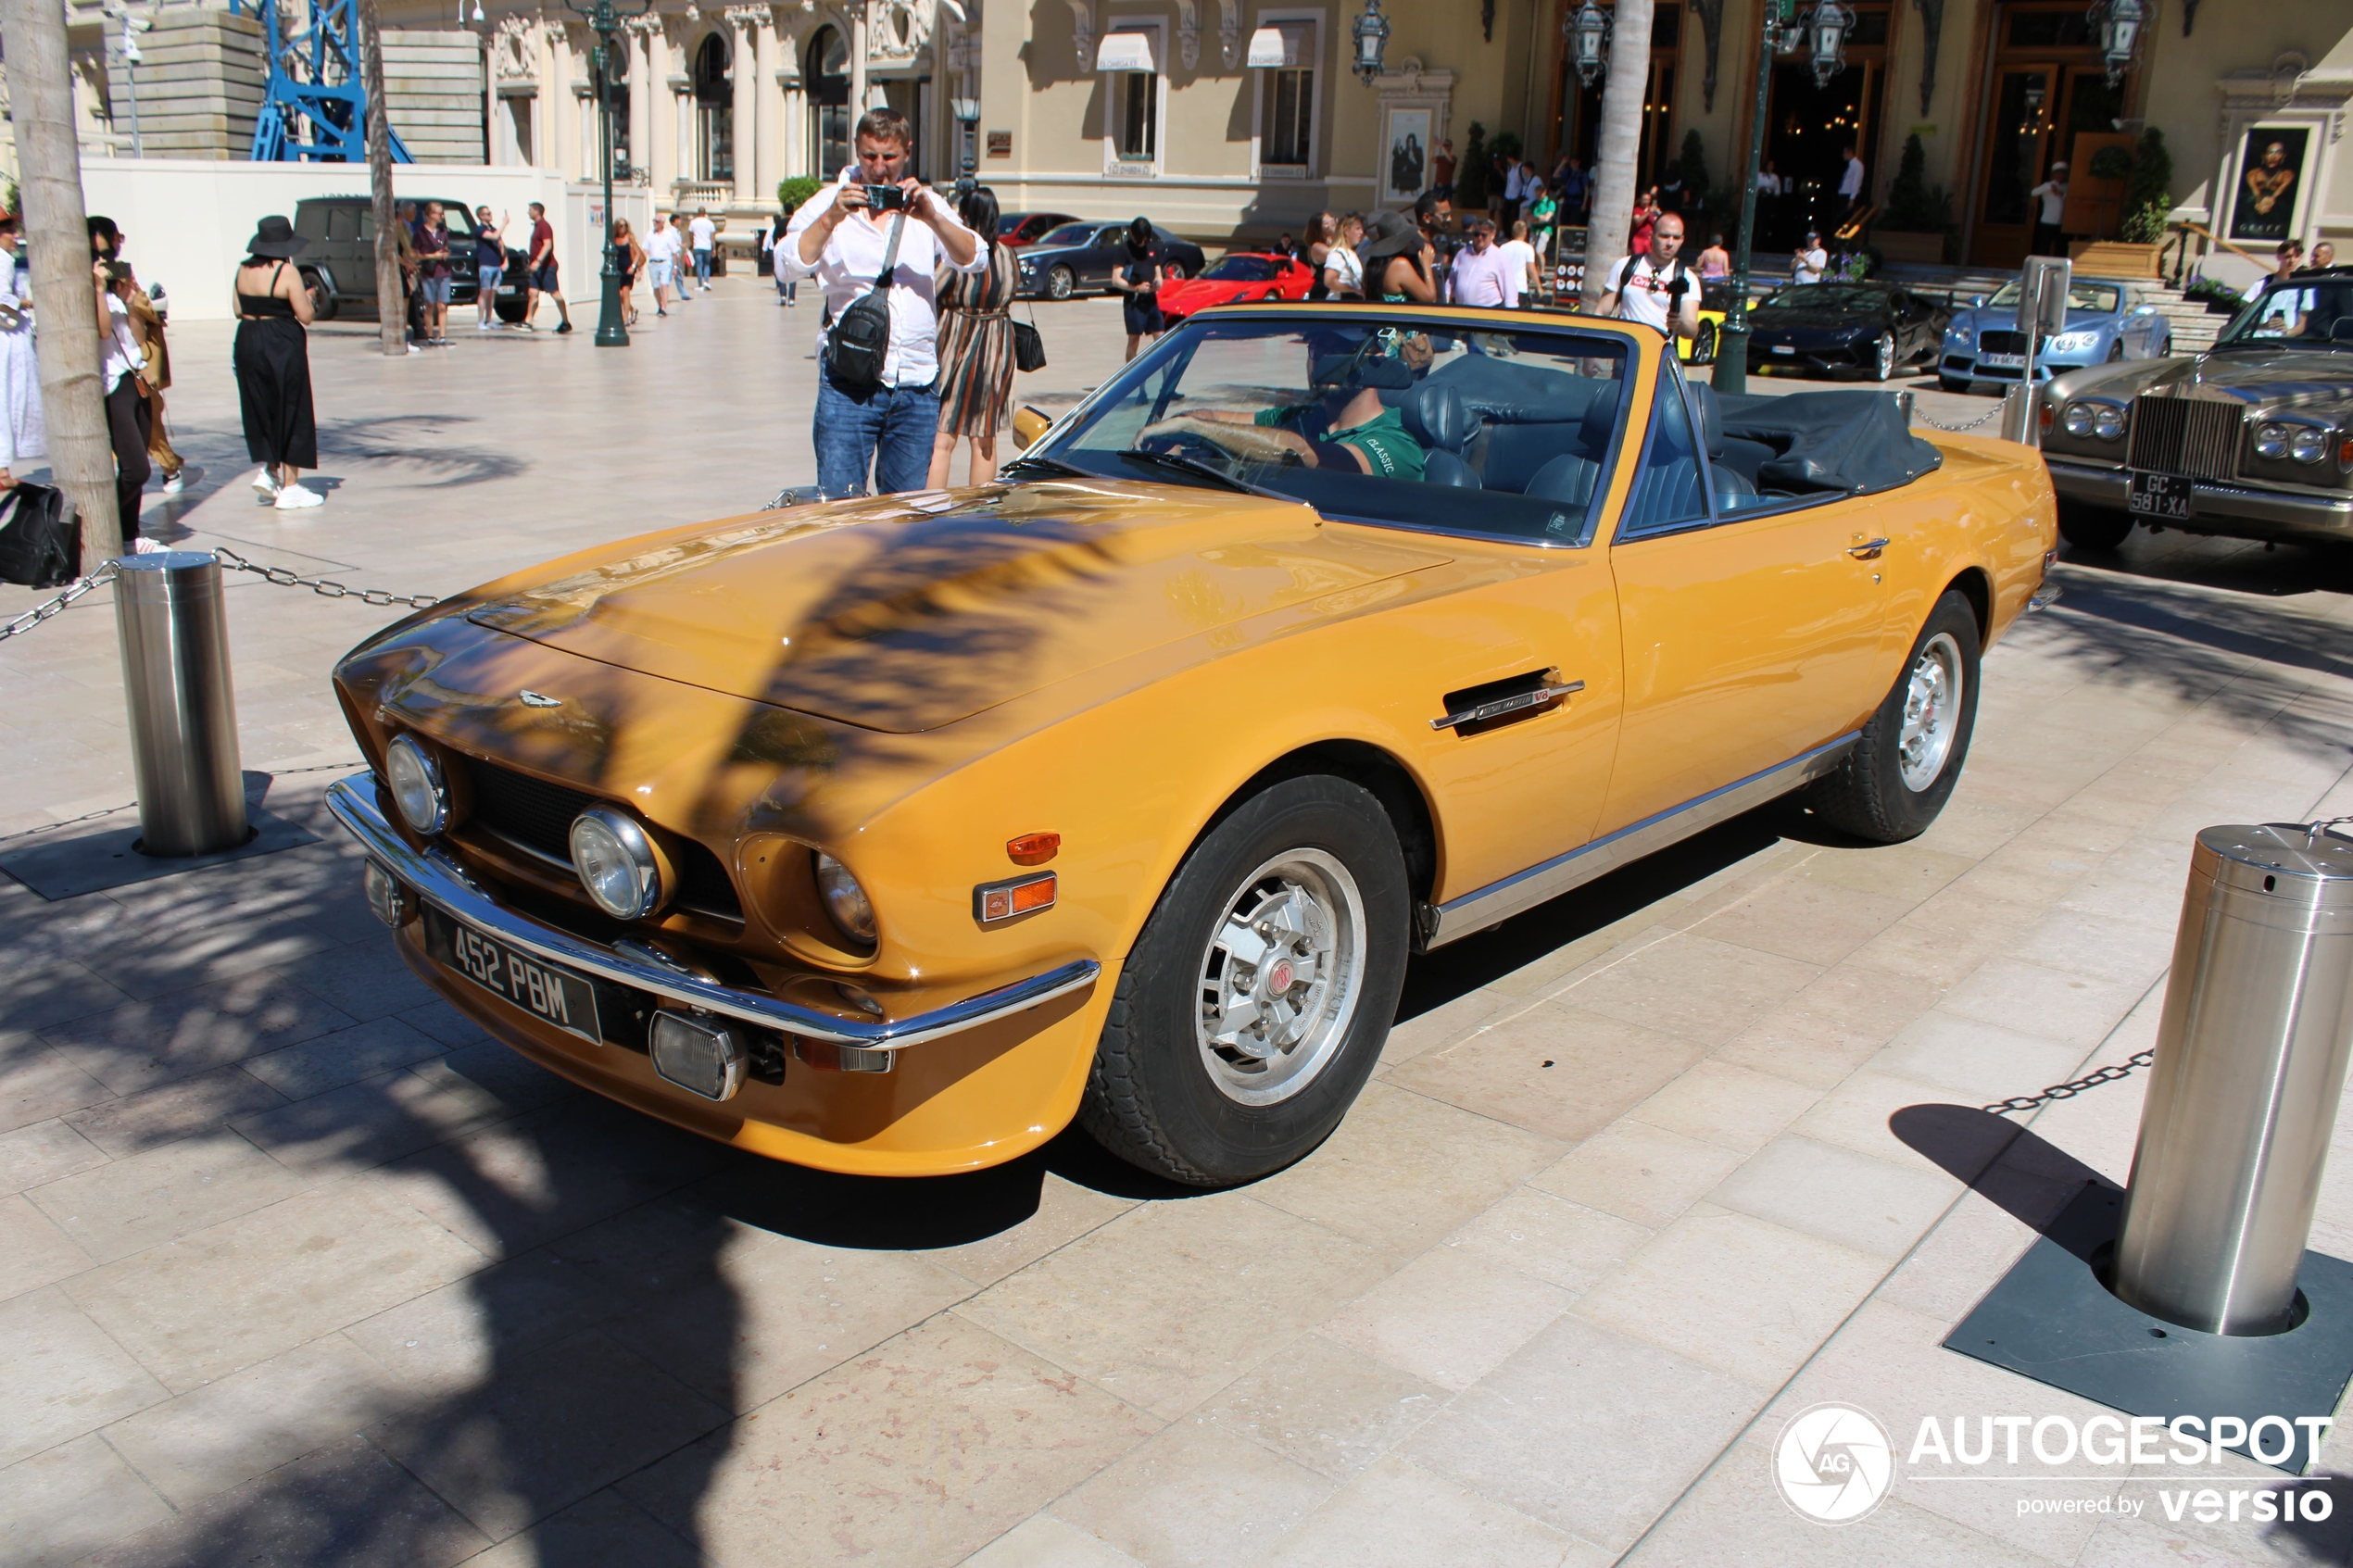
[2093,406,2125,441]
[791,1037,896,1073]
[650,1011,746,1100]
[384,734,452,835]
[363,859,412,927]
[2291,426,2329,465]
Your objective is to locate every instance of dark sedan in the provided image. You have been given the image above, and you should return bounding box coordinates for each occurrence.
[999,212,1080,248]
[1745,282,1949,382]
[1013,222,1206,301]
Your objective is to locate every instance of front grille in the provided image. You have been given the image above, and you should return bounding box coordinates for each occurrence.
[2127,396,2245,481]
[459,756,743,922]
[1978,330,2028,356]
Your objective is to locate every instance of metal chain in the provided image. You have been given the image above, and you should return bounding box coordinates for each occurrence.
[1915,403,2006,434]
[211,546,440,609]
[1983,1049,2157,1115]
[0,562,121,642]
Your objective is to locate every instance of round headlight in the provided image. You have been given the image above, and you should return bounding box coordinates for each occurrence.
[2291,426,2329,465]
[570,806,665,921]
[384,734,449,835]
[2256,421,2291,459]
[813,851,876,944]
[2093,406,2125,441]
[2062,403,2095,437]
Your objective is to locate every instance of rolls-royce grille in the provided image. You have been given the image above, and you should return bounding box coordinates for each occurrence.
[1978,330,2027,356]
[459,756,743,922]
[2127,396,2245,481]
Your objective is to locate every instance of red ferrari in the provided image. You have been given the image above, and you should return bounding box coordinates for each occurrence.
[1155,253,1315,321]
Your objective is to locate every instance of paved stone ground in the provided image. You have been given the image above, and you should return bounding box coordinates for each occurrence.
[7,284,2352,1566]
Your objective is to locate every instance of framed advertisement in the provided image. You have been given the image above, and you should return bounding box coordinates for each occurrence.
[1381,107,1432,206]
[2229,127,2309,244]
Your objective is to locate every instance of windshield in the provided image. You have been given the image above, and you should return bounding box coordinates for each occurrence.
[1761,284,1886,311]
[1038,223,1095,246]
[1985,280,2122,313]
[1035,315,1631,545]
[2216,280,2353,349]
[1203,257,1281,282]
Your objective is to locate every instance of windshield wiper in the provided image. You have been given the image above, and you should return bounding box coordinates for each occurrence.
[999,453,1090,481]
[1117,447,1290,501]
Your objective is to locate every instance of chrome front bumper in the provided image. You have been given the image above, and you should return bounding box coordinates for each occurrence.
[326,774,1101,1052]
[2045,458,2353,537]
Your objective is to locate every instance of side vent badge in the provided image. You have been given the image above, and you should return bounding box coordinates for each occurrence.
[518,690,563,709]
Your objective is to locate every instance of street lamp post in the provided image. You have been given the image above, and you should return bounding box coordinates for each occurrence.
[566,0,651,347]
[1713,0,1796,395]
[951,95,979,198]
[1349,0,1389,86]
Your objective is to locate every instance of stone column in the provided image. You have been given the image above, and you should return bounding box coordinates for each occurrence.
[778,20,805,183]
[849,1,867,124]
[625,16,657,181]
[751,6,782,202]
[547,22,574,176]
[728,6,760,202]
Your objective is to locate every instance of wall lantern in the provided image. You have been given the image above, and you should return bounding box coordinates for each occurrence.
[1350,0,1390,85]
[1564,0,1610,88]
[2090,0,2146,87]
[1803,0,1853,87]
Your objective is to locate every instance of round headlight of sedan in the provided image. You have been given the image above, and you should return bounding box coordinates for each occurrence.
[2291,426,2330,465]
[2256,421,2291,459]
[569,806,666,921]
[2092,406,2125,441]
[813,851,876,944]
[2062,403,2095,437]
[384,734,450,835]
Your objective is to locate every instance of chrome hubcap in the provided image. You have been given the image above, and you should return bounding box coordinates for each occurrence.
[1898,632,1964,792]
[1879,334,1895,378]
[1196,849,1365,1106]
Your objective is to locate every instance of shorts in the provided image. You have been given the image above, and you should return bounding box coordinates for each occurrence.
[1123,295,1164,335]
[477,266,504,295]
[419,275,453,305]
[650,258,674,289]
[530,262,559,293]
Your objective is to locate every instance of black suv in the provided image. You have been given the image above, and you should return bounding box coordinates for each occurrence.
[290,196,530,322]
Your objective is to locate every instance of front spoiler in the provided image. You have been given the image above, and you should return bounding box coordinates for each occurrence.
[2045,458,2353,539]
[325,773,1101,1053]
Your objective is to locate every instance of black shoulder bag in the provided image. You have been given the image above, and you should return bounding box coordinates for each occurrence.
[1013,297,1047,373]
[825,213,906,396]
[0,482,78,589]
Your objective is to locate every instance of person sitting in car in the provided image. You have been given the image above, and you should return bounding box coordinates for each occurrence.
[1139,341,1428,480]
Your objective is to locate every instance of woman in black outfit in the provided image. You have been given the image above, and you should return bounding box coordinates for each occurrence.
[233,217,321,510]
[1110,216,1164,362]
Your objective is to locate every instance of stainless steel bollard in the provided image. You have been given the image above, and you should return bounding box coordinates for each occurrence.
[2112,824,2353,1335]
[113,551,248,857]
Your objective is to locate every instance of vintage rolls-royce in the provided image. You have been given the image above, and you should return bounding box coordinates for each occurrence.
[326,303,2057,1187]
[2042,268,2353,550]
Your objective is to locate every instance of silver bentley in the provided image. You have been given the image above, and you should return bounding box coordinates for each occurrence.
[2039,270,2353,551]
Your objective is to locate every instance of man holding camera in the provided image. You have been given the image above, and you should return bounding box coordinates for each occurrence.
[783,108,983,496]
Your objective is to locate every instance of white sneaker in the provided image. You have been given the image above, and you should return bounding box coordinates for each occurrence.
[274,483,324,510]
[406,344,422,354]
[251,468,280,495]
[478,320,492,330]
[161,471,184,495]
[130,535,164,553]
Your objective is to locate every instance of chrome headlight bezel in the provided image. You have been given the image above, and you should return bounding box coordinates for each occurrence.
[2290,426,2331,465]
[384,734,451,836]
[2062,402,2095,437]
[2256,421,2291,459]
[569,805,667,922]
[2092,405,2125,442]
[812,850,877,945]
[2046,330,2102,355]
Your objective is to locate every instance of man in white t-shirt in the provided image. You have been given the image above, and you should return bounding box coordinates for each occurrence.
[646,217,683,315]
[2028,162,2068,257]
[1838,144,1866,221]
[688,209,717,290]
[1597,211,1699,344]
[1499,220,1540,302]
[1793,231,1829,285]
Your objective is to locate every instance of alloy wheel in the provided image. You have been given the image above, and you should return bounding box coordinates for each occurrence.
[1195,849,1365,1106]
[1047,266,1073,301]
[1875,332,1896,382]
[1898,632,1966,792]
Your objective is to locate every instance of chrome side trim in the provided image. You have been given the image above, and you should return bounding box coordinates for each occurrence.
[326,775,1100,1051]
[1425,734,1861,947]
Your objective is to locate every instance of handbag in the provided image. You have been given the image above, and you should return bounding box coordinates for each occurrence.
[1013,305,1046,373]
[825,213,906,396]
[0,482,79,589]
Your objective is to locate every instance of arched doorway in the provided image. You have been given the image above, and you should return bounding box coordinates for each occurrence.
[808,26,850,178]
[695,33,733,182]
[1752,1,1893,251]
[1964,1,2121,267]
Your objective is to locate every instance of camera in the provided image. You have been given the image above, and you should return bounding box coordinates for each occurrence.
[862,184,908,212]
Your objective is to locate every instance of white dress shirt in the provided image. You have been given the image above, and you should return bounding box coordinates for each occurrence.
[1838,157,1865,200]
[782,171,986,388]
[1448,244,1520,308]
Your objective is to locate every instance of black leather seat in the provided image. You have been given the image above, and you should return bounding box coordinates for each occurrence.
[1520,395,1626,504]
[1688,383,1760,504]
[1404,383,1480,488]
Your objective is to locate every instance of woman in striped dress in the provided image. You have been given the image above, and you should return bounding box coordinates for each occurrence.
[927,186,1019,489]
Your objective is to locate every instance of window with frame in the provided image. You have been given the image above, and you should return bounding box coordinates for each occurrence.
[1264,67,1313,166]
[1118,69,1158,159]
[1620,362,1712,535]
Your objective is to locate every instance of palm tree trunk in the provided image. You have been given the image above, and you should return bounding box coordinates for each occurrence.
[358,0,405,355]
[1580,0,1652,311]
[2,0,122,566]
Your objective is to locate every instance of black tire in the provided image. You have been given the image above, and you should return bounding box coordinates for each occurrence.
[1807,590,1982,844]
[1079,775,1410,1187]
[302,270,337,321]
[2058,504,2134,552]
[495,295,528,324]
[1692,320,1718,365]
[1046,265,1075,301]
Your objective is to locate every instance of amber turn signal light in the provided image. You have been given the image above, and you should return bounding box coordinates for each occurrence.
[975,871,1056,924]
[1007,832,1060,866]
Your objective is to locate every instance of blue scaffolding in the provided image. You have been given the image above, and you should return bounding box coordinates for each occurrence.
[237,0,413,162]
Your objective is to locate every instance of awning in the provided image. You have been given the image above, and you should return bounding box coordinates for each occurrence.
[1096,31,1158,72]
[1246,23,1309,69]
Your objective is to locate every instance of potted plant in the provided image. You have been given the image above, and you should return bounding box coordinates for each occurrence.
[2068,130,2171,278]
[1871,134,1953,265]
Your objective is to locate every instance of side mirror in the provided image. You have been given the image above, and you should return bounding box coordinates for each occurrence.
[1011,407,1052,450]
[1969,294,1986,308]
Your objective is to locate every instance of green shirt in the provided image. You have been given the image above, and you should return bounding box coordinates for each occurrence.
[1254,402,1427,482]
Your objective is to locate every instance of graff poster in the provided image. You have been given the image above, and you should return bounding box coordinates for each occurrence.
[2230,128,2308,244]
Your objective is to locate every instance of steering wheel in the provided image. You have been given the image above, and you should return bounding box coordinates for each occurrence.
[1139,428,1248,470]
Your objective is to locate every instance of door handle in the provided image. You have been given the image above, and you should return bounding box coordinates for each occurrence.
[1847,538,1891,559]
[1431,680,1584,732]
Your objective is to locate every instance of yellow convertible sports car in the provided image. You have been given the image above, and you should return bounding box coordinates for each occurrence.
[328,304,2057,1186]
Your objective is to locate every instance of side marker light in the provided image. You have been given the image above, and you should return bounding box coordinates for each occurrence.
[1007,832,1061,865]
[975,871,1057,924]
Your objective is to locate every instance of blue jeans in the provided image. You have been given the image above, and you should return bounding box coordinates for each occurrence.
[814,371,939,495]
[693,247,712,284]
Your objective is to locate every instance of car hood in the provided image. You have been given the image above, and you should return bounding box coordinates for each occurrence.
[1751,306,1878,334]
[462,483,1451,734]
[1949,307,2119,335]
[2051,345,2353,417]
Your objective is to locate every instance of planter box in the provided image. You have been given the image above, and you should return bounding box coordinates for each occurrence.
[2070,240,2161,278]
[1874,231,1946,265]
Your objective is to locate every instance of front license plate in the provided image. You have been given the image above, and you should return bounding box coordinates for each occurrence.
[422,906,601,1044]
[2127,470,2194,521]
[1770,345,1795,355]
[1980,353,2025,369]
